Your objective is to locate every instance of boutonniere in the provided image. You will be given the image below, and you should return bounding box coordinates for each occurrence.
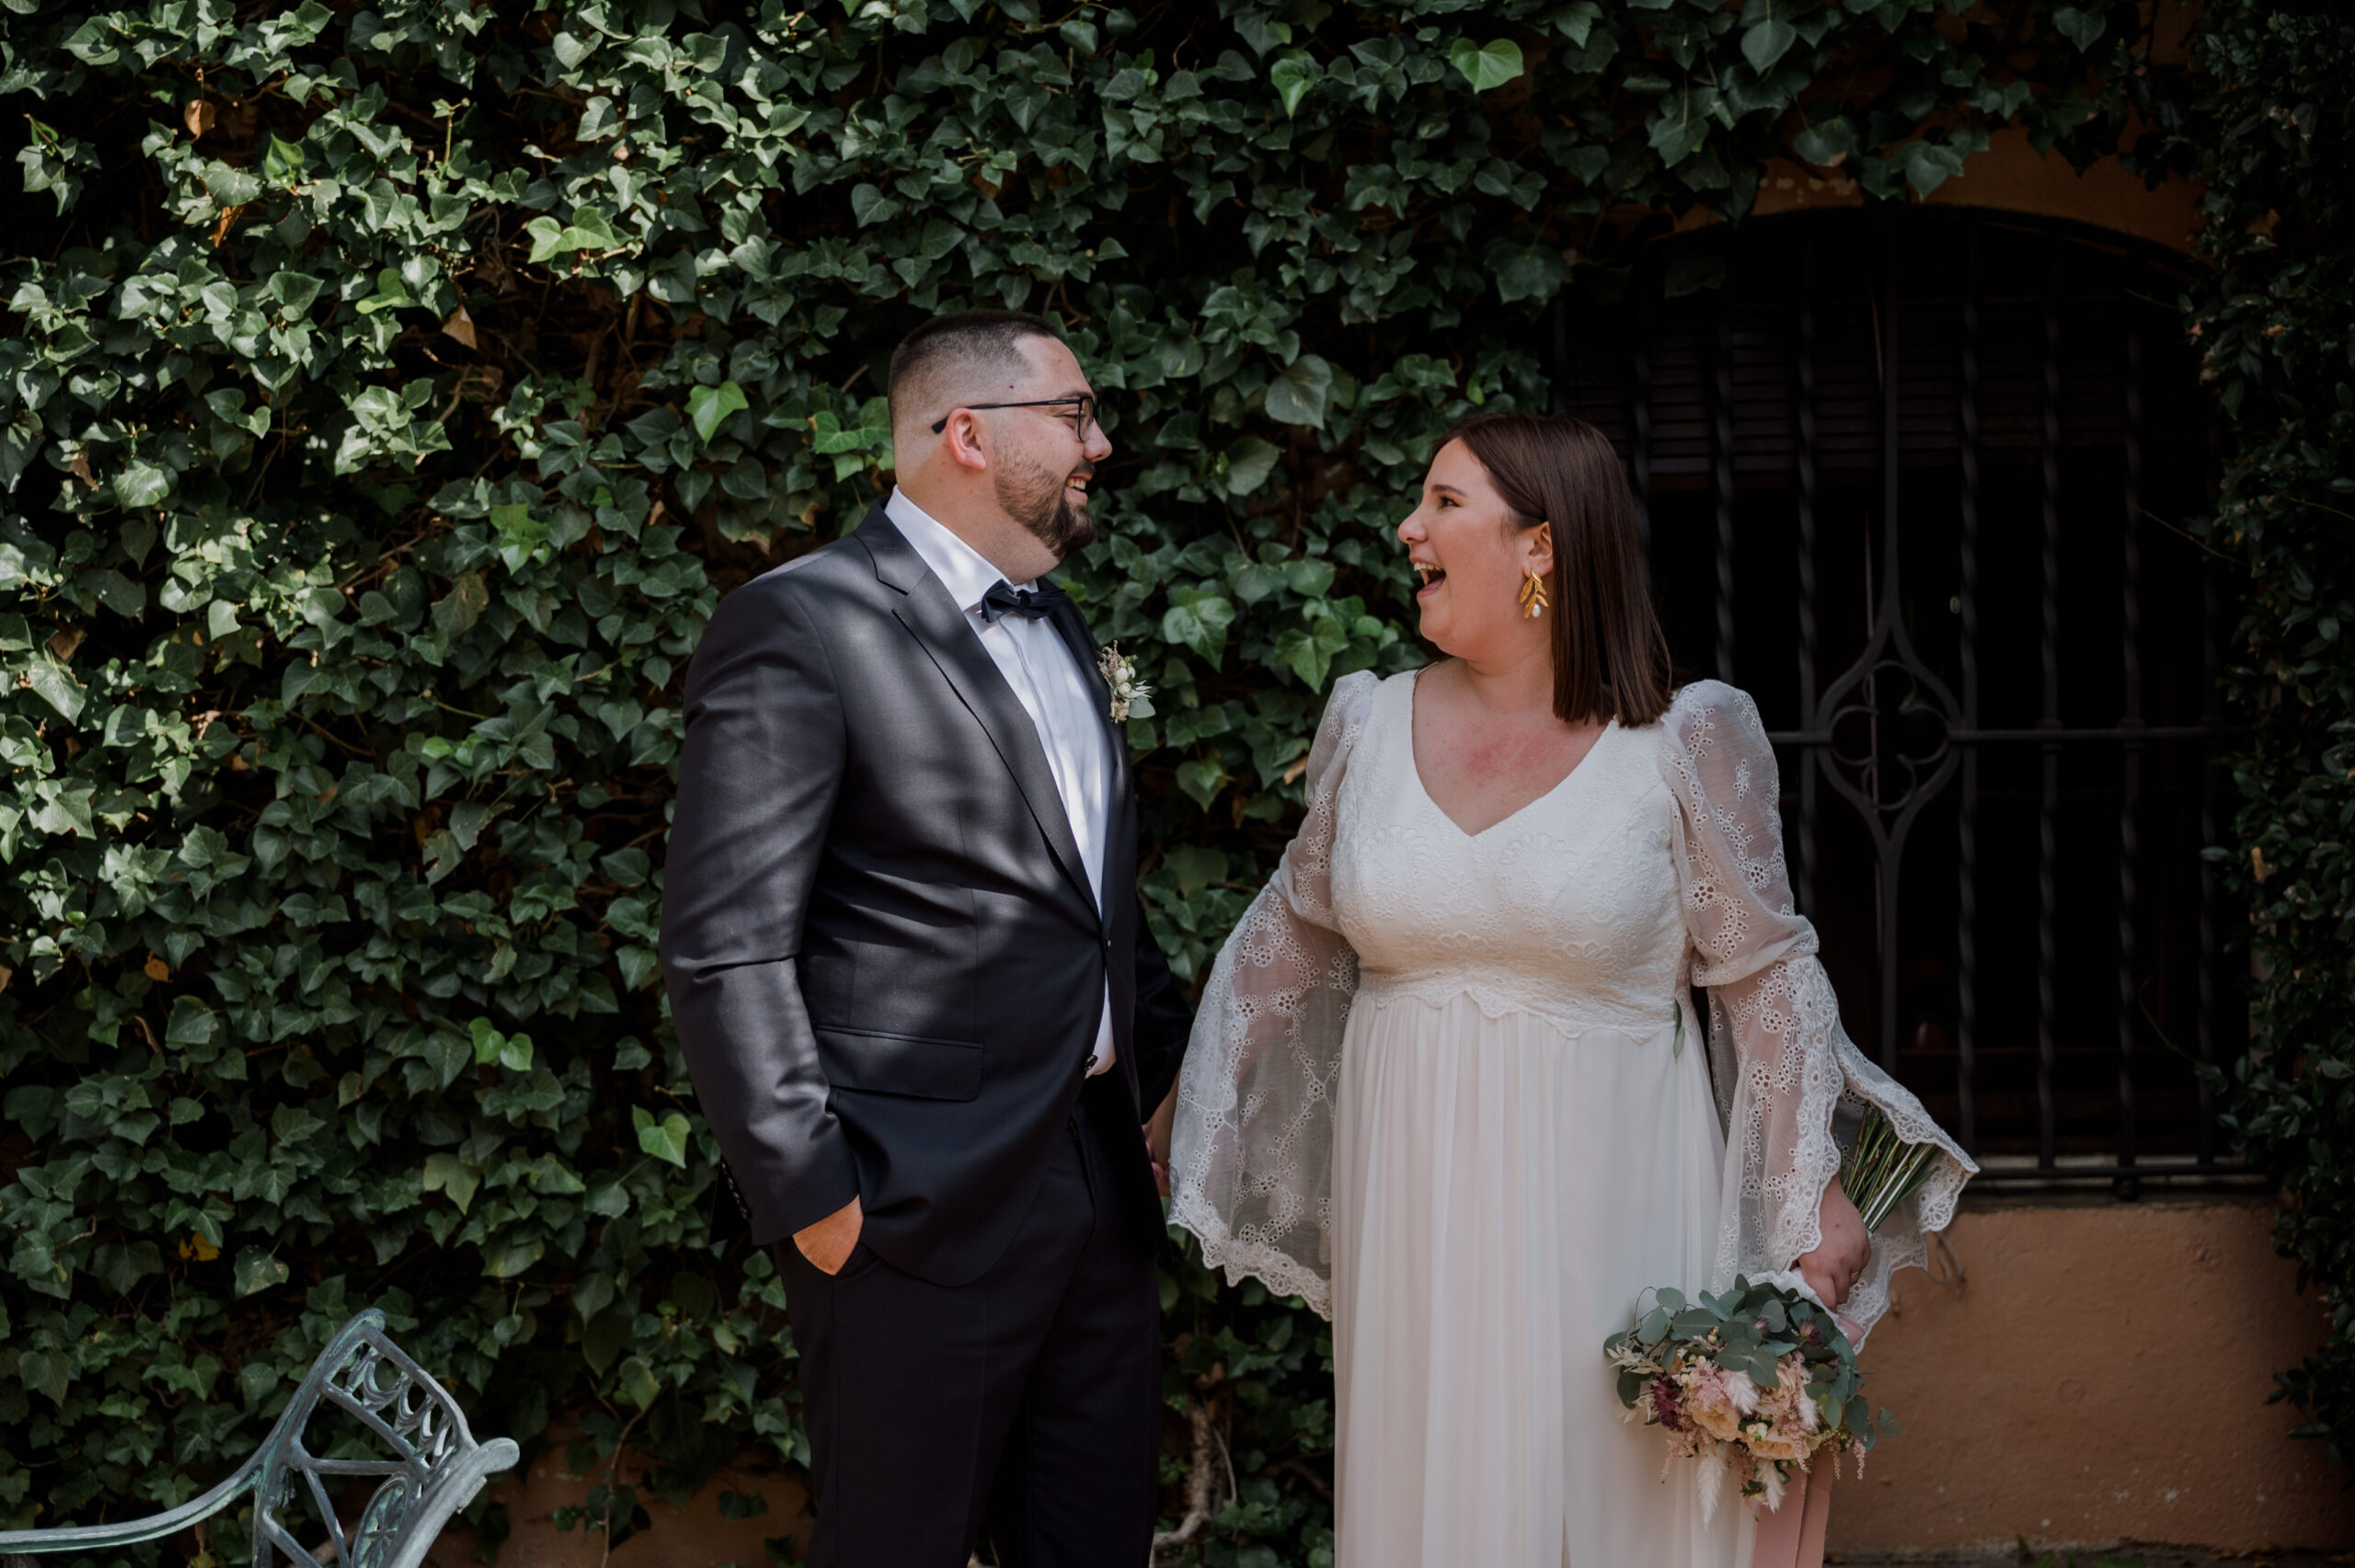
[1098,643,1155,723]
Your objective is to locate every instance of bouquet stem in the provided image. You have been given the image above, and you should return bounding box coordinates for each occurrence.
[1838,1106,1941,1233]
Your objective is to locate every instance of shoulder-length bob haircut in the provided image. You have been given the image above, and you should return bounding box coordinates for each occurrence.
[1443,412,1675,728]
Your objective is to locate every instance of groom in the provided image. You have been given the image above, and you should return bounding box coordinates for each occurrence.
[660,309,1193,1566]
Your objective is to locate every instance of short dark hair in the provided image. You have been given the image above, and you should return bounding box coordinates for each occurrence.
[888,310,1065,429]
[1444,412,1676,727]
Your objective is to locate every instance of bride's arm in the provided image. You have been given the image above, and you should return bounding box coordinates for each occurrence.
[1664,681,1974,1340]
[1166,670,1377,1319]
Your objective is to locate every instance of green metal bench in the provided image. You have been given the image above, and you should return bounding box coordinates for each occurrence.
[0,1309,518,1568]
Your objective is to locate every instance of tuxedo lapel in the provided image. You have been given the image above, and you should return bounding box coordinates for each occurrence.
[856,509,1098,921]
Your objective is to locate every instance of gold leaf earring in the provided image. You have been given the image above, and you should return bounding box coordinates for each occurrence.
[1519,566,1549,619]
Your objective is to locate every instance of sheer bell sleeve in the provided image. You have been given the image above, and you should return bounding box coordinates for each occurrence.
[1660,681,1977,1342]
[1168,670,1377,1320]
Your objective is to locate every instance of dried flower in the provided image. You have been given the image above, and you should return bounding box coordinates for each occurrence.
[1098,642,1154,723]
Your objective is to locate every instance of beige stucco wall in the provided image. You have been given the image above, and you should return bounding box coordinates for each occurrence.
[1731,130,2204,256]
[1830,1193,2354,1557]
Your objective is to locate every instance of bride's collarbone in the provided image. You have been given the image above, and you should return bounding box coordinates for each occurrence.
[1406,679,1606,839]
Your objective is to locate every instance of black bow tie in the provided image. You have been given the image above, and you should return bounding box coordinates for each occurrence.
[979,579,1068,624]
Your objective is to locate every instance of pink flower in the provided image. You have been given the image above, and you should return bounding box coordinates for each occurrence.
[1675,1359,1759,1443]
[1742,1359,1821,1463]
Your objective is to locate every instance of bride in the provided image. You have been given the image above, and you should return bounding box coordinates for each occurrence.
[1166,413,1974,1566]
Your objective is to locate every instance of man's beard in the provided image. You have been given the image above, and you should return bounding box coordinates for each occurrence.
[996,452,1097,559]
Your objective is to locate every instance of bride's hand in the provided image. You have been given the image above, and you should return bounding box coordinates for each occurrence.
[1144,1087,1178,1197]
[1796,1179,1870,1310]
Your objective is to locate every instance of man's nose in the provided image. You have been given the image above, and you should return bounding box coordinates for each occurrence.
[1084,421,1113,462]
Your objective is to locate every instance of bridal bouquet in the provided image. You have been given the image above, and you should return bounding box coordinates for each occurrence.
[1603,1275,1894,1518]
[1606,1105,1943,1517]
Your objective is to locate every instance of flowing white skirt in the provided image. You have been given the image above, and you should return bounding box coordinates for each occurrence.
[1332,990,1752,1568]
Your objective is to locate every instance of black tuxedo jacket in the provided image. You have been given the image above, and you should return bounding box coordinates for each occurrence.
[660,502,1193,1286]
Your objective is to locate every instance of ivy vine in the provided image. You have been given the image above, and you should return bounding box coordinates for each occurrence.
[2182,0,2355,1479]
[0,0,2159,1561]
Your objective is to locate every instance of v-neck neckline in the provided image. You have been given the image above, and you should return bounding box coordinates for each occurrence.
[1403,669,1617,842]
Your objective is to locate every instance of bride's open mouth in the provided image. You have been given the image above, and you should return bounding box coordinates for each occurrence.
[1413,561,1446,597]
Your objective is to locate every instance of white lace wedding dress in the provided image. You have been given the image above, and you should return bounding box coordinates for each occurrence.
[1169,669,1974,1568]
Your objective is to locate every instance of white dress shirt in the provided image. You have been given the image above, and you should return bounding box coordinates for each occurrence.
[886,488,1117,1077]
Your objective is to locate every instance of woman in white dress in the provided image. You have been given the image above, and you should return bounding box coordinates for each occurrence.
[1167,414,1974,1567]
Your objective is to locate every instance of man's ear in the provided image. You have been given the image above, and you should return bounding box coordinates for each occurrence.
[939,408,992,474]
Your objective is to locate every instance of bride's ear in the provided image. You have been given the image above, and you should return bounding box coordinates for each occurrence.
[1524,521,1556,580]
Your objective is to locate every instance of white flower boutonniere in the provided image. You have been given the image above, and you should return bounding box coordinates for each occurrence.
[1098,642,1155,723]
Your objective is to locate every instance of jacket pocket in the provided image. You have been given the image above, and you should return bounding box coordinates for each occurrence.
[813,1024,983,1102]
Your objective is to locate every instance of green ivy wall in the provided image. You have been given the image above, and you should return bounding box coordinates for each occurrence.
[0,1,2187,1562]
[2183,0,2355,1480]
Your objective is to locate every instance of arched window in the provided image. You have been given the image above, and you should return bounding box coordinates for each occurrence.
[1557,208,2241,1196]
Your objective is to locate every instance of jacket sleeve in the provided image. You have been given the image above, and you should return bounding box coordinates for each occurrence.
[1130,897,1194,1116]
[660,574,859,1245]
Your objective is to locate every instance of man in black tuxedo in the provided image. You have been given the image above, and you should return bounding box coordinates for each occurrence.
[660,310,1193,1567]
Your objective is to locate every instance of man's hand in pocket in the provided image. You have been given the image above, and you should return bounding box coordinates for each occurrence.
[795,1194,865,1275]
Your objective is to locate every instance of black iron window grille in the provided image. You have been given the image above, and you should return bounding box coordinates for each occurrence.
[1556,208,2246,1196]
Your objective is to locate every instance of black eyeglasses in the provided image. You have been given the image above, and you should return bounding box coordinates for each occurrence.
[931,394,1098,437]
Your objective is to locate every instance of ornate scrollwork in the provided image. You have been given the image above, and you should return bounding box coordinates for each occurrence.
[0,1310,516,1568]
[1818,652,1960,831]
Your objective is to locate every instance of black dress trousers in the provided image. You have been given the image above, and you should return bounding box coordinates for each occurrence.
[775,1078,1161,1568]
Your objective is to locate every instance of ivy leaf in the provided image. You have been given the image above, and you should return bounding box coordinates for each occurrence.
[616,1355,662,1408]
[1161,589,1236,667]
[1488,243,1568,305]
[354,267,417,315]
[688,381,749,445]
[523,216,569,264]
[1792,118,1855,167]
[1272,614,1350,691]
[17,1348,67,1406]
[114,461,171,509]
[166,997,217,1048]
[849,183,902,227]
[1223,437,1281,496]
[2051,6,2106,49]
[232,1248,289,1298]
[1175,758,1226,810]
[1265,355,1333,427]
[574,1270,616,1322]
[633,1104,691,1167]
[471,1018,533,1070]
[1448,38,1523,94]
[422,1152,481,1213]
[1741,17,1798,75]
[483,1238,546,1277]
[26,662,84,723]
[262,133,308,184]
[1269,51,1317,119]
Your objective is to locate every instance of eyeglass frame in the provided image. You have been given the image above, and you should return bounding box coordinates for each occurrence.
[929,394,1099,438]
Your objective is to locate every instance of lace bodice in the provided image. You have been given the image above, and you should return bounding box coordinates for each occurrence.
[1170,668,1976,1333]
[1332,674,1687,1040]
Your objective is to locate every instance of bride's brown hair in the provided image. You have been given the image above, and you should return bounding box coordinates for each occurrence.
[1444,412,1676,727]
